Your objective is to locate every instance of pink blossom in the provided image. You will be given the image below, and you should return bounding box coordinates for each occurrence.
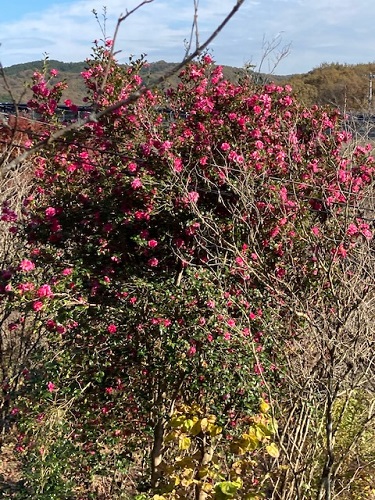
[148,239,158,248]
[62,268,73,276]
[187,191,199,203]
[359,222,372,239]
[107,324,117,334]
[19,259,35,272]
[206,300,215,308]
[148,257,159,267]
[37,284,53,298]
[220,142,231,152]
[347,223,358,237]
[45,207,56,218]
[235,256,245,267]
[47,381,56,392]
[173,158,183,172]
[32,301,44,311]
[270,226,280,239]
[187,345,197,357]
[131,178,143,189]
[334,244,348,259]
[128,162,137,172]
[17,282,34,294]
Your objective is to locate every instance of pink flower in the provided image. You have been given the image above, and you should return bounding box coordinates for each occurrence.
[187,191,199,203]
[128,162,137,173]
[107,324,117,334]
[47,381,56,392]
[235,256,245,267]
[220,142,231,152]
[18,282,34,294]
[206,300,215,308]
[131,178,143,189]
[62,268,73,276]
[49,69,58,77]
[148,257,159,267]
[347,223,358,236]
[148,239,158,248]
[333,244,348,259]
[37,284,53,298]
[19,259,35,272]
[187,345,197,357]
[32,301,43,311]
[45,207,56,218]
[173,158,183,172]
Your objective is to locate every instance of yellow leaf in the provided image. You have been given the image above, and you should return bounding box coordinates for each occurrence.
[182,467,194,479]
[202,482,213,492]
[260,399,270,414]
[181,478,194,487]
[266,442,280,458]
[200,417,208,432]
[178,435,191,450]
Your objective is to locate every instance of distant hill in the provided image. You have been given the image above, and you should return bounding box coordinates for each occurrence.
[2,59,375,112]
[0,59,282,106]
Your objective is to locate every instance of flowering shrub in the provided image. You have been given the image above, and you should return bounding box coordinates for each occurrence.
[1,39,375,497]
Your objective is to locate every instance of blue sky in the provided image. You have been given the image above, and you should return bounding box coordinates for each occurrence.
[1,0,374,75]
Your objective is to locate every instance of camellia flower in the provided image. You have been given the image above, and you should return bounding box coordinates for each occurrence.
[45,207,56,217]
[107,324,117,334]
[37,284,54,298]
[131,178,143,189]
[47,381,56,392]
[19,259,35,272]
[32,301,44,311]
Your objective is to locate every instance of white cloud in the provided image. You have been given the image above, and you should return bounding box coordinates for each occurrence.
[0,0,375,74]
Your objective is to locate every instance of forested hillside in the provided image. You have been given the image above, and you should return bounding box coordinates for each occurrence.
[2,58,375,111]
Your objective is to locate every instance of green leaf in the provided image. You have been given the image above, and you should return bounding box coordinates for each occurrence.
[214,480,241,498]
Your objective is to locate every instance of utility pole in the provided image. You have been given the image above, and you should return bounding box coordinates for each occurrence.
[368,73,375,109]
